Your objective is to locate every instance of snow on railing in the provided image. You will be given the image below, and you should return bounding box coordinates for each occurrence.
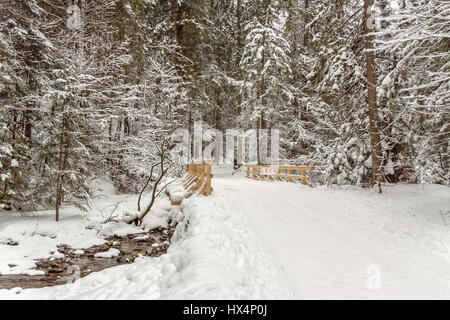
[167,163,213,205]
[244,165,315,185]
[186,163,213,196]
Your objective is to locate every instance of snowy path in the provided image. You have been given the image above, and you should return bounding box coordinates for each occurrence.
[213,168,450,299]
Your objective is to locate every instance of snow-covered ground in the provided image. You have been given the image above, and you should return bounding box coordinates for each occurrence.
[0,175,291,299]
[214,166,450,299]
[1,167,449,299]
[0,178,172,277]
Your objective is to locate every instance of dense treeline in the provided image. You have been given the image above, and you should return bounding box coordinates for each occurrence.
[0,0,448,212]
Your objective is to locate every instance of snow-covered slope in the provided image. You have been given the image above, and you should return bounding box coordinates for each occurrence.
[215,176,450,299]
[1,169,449,299]
[0,178,172,277]
[0,193,292,299]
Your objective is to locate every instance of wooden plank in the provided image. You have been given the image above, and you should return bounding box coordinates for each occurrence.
[273,174,310,180]
[243,165,314,185]
[252,166,257,180]
[287,168,293,183]
[245,165,315,171]
[301,169,307,185]
[277,166,315,171]
[184,175,197,189]
[205,164,212,195]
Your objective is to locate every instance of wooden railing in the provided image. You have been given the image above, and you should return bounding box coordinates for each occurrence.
[245,165,315,185]
[167,163,214,205]
[185,163,214,196]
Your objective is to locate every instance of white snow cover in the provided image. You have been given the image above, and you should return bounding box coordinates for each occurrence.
[213,168,450,299]
[0,178,172,276]
[0,194,292,299]
[1,169,450,299]
[166,184,187,202]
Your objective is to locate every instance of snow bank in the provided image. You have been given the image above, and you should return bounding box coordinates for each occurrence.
[159,196,292,299]
[0,195,292,299]
[0,190,171,276]
[90,177,117,197]
[166,184,187,202]
[0,210,107,275]
[140,198,174,230]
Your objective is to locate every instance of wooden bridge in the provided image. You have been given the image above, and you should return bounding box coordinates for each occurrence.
[167,164,314,206]
[245,165,315,185]
[167,163,214,205]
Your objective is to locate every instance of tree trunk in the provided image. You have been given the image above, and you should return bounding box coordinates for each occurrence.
[303,0,309,47]
[236,0,242,65]
[138,160,168,223]
[109,118,113,142]
[24,110,32,144]
[364,0,382,187]
[188,110,193,163]
[137,162,160,212]
[124,116,130,136]
[257,31,266,165]
[55,116,66,222]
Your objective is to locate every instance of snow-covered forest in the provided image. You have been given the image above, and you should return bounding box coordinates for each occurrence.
[1,0,448,212]
[0,0,449,301]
